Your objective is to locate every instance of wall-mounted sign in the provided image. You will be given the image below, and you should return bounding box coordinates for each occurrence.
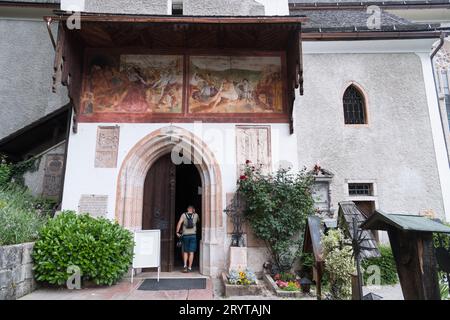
[131,230,161,283]
[78,194,108,218]
[95,126,120,168]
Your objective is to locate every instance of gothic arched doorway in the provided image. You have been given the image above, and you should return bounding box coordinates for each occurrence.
[142,153,202,272]
[115,126,224,276]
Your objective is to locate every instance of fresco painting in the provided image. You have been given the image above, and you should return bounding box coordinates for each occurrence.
[82,54,183,114]
[189,56,283,113]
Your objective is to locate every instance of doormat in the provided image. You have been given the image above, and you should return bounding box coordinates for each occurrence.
[138,278,207,291]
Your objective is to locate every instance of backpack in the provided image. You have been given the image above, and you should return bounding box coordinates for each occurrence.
[185,213,195,229]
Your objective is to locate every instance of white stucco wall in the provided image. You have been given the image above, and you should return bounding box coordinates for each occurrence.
[299,39,450,224]
[61,122,298,222]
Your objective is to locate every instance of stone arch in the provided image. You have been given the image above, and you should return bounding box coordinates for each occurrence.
[115,126,225,276]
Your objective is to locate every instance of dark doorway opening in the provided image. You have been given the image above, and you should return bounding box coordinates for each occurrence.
[174,163,202,270]
[142,154,202,272]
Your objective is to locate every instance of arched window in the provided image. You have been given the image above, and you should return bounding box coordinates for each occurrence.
[343,85,367,124]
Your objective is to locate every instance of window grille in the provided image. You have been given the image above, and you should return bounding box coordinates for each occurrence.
[348,183,373,196]
[343,85,366,124]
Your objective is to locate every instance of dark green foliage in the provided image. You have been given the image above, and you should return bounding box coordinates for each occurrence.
[0,155,12,186]
[362,245,398,285]
[299,252,314,278]
[0,154,40,187]
[237,163,314,271]
[33,211,134,286]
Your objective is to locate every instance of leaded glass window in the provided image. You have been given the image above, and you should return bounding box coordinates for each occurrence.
[343,85,367,124]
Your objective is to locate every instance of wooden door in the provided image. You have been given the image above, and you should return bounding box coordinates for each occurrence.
[142,154,176,272]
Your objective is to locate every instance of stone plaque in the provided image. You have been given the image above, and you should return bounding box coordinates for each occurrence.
[78,195,108,218]
[229,247,248,272]
[42,154,64,198]
[95,126,120,168]
[236,126,271,176]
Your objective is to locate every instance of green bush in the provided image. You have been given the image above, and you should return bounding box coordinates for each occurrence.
[322,229,355,300]
[362,245,398,285]
[0,185,48,245]
[0,156,12,186]
[33,211,134,286]
[237,163,314,271]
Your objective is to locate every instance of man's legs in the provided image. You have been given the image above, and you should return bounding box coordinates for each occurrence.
[183,252,188,269]
[188,253,194,270]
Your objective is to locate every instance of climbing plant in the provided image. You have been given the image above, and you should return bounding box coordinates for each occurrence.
[0,154,40,187]
[237,162,314,272]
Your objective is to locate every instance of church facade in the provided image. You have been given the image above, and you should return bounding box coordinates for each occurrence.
[1,0,449,276]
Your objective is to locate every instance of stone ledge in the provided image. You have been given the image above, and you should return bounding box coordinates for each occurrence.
[221,272,265,297]
[263,273,305,298]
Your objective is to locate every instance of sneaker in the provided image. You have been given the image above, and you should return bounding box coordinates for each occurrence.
[182,267,188,273]
[188,268,192,273]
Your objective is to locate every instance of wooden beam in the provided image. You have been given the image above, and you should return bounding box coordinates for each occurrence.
[47,13,307,25]
[52,21,65,93]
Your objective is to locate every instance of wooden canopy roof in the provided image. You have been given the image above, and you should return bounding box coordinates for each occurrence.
[47,13,306,133]
[361,210,450,233]
[338,201,380,259]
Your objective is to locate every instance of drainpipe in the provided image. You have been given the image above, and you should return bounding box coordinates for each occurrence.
[45,17,57,50]
[57,105,73,212]
[430,32,450,165]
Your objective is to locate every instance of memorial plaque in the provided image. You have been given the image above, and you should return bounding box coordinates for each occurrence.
[42,154,64,198]
[236,126,271,175]
[95,126,120,168]
[78,194,108,218]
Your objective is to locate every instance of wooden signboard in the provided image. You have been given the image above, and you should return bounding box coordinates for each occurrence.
[131,230,161,283]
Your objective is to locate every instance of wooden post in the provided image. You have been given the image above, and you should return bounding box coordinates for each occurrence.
[351,273,362,300]
[388,229,441,300]
[313,265,322,300]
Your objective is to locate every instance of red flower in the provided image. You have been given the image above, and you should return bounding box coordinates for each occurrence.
[239,175,247,180]
[245,160,251,164]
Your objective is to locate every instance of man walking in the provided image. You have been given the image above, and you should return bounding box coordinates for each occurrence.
[176,205,199,273]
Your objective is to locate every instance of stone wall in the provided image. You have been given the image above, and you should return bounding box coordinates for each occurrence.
[23,142,66,198]
[0,15,69,140]
[0,243,36,300]
[84,0,170,15]
[184,0,265,16]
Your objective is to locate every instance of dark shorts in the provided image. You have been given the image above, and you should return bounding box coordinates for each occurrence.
[182,234,197,253]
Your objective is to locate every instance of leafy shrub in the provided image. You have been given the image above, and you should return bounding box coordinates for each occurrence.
[362,245,398,285]
[0,156,12,186]
[299,252,314,278]
[33,211,134,286]
[0,185,48,245]
[321,229,355,300]
[0,155,40,187]
[237,162,314,271]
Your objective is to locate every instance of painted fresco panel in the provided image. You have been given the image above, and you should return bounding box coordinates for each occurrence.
[81,54,183,115]
[189,56,283,113]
